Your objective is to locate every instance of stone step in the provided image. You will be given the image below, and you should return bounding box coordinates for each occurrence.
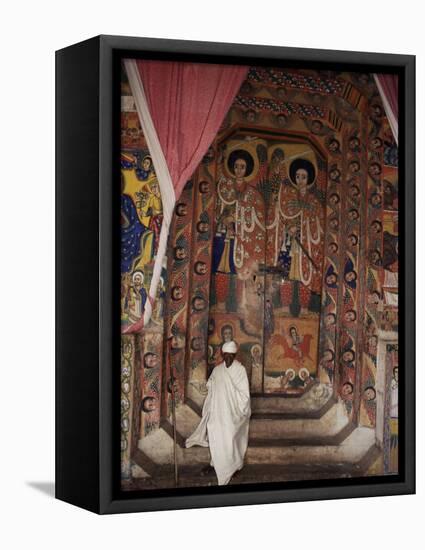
[184,382,335,419]
[251,383,335,417]
[138,427,210,467]
[245,427,376,466]
[138,425,376,469]
[167,399,349,448]
[248,401,350,441]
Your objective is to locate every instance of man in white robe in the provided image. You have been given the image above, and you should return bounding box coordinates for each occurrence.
[185,341,251,485]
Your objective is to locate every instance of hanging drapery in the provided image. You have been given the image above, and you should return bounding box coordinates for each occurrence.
[373,74,399,144]
[123,59,248,332]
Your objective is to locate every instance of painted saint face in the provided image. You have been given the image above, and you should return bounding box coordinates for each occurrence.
[171,286,183,301]
[197,222,209,233]
[369,163,381,176]
[348,209,359,221]
[195,261,207,275]
[329,218,339,230]
[393,367,399,382]
[364,387,376,401]
[222,327,233,342]
[371,250,381,265]
[328,242,338,254]
[142,158,152,171]
[349,161,360,174]
[371,220,382,234]
[289,327,298,340]
[345,271,357,283]
[371,137,382,150]
[142,397,156,412]
[349,186,360,199]
[311,120,323,134]
[175,247,187,260]
[371,194,382,207]
[330,169,340,181]
[151,182,160,197]
[176,203,187,216]
[329,139,340,152]
[349,137,360,151]
[171,333,185,350]
[276,114,287,127]
[191,337,204,351]
[342,383,353,396]
[368,336,378,351]
[326,274,336,286]
[384,183,393,196]
[295,168,309,190]
[344,310,356,323]
[299,369,310,381]
[199,181,210,194]
[133,273,143,287]
[368,292,380,305]
[252,346,261,361]
[343,350,355,363]
[233,158,247,179]
[347,234,358,247]
[329,193,340,205]
[246,110,256,122]
[325,314,336,328]
[193,297,207,311]
[144,353,159,368]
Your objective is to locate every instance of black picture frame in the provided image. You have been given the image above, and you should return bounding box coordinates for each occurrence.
[56,35,415,514]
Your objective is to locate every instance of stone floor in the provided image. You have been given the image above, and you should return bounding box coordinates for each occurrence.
[121,461,374,491]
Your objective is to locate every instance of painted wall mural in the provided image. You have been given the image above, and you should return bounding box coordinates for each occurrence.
[119,63,399,490]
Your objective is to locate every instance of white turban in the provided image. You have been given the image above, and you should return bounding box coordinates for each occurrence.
[222,341,238,354]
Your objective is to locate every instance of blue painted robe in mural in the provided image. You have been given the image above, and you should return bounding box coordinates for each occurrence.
[121,193,147,273]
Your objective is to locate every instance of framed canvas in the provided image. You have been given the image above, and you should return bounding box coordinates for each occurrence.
[56,35,415,514]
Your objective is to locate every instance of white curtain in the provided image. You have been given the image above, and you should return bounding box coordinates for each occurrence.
[124,59,176,329]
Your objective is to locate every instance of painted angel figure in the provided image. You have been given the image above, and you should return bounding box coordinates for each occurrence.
[274,157,324,293]
[125,270,148,323]
[213,145,267,274]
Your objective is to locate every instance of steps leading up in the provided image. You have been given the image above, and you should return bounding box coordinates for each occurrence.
[162,397,349,449]
[132,385,379,486]
[137,423,376,469]
[245,427,376,466]
[249,401,350,441]
[251,383,334,417]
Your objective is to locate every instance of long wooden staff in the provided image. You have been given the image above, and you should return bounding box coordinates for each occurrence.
[294,235,320,271]
[167,338,179,486]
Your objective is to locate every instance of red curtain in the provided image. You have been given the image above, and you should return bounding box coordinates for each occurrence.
[375,74,398,121]
[374,74,399,143]
[136,60,248,200]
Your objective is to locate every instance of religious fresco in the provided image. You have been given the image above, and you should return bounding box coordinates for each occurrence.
[119,62,399,490]
[120,68,167,461]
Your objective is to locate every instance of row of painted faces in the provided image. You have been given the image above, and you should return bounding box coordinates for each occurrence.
[340,366,399,401]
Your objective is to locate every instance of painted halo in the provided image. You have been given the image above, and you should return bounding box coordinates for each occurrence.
[250,343,262,357]
[227,148,255,177]
[299,367,310,380]
[132,270,144,284]
[289,157,316,188]
[285,368,296,381]
[141,154,152,166]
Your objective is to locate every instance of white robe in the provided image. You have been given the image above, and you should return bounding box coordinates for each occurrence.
[186,359,251,485]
